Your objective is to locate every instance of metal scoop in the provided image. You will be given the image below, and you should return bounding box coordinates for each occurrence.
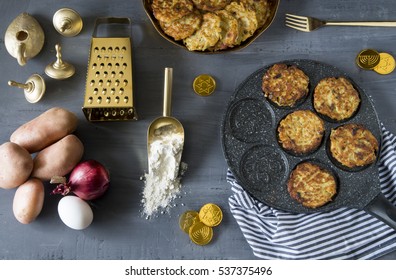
[147,67,184,176]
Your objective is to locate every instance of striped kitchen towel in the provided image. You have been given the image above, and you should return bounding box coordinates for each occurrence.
[228,125,396,259]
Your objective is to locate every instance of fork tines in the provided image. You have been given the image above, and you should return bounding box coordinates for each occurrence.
[285,13,309,32]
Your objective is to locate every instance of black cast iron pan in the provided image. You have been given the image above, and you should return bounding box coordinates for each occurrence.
[221,59,396,230]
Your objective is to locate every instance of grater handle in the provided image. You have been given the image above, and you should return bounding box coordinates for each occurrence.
[92,17,131,38]
[163,67,173,117]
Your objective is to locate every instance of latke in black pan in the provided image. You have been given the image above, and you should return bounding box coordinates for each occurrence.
[262,64,310,107]
[287,162,337,209]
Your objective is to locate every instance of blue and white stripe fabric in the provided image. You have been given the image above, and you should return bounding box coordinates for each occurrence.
[228,125,396,259]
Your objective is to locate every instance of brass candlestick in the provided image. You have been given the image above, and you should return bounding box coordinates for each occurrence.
[8,74,46,103]
[45,43,75,80]
[53,8,83,37]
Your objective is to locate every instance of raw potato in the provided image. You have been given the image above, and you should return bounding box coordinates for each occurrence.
[10,107,78,153]
[0,142,33,189]
[32,134,84,181]
[13,178,44,224]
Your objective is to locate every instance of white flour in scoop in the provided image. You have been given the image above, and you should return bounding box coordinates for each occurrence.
[142,125,185,217]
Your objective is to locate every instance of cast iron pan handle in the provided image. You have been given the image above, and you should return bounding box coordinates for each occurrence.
[364,192,396,231]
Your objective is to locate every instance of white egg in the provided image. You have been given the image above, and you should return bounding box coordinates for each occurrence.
[58,196,93,230]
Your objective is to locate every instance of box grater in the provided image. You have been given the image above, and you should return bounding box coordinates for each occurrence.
[82,17,137,121]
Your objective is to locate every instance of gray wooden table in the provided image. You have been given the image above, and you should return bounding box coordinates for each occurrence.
[0,0,395,260]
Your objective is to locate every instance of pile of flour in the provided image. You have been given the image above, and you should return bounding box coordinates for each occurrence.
[142,125,185,217]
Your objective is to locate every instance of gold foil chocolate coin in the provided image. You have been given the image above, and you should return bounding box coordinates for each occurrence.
[189,221,213,246]
[199,203,223,227]
[193,74,216,96]
[373,53,396,75]
[356,49,380,69]
[179,210,199,234]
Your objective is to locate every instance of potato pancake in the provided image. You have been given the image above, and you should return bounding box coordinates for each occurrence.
[329,123,378,169]
[183,12,222,51]
[152,0,195,23]
[278,110,325,155]
[159,10,202,40]
[192,0,230,11]
[239,0,271,28]
[314,77,361,121]
[262,63,310,107]
[288,162,337,208]
[225,2,258,43]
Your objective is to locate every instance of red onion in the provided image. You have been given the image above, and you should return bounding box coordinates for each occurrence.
[51,160,110,200]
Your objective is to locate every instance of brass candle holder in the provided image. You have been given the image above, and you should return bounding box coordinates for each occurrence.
[45,43,75,80]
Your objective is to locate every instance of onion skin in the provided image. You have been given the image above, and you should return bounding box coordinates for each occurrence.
[51,160,110,200]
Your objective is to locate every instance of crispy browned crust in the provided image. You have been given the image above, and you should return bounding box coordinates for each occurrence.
[159,10,202,40]
[287,162,337,208]
[192,0,231,11]
[225,2,257,43]
[211,9,239,50]
[277,110,325,155]
[329,123,379,168]
[240,0,271,28]
[183,12,222,51]
[152,0,273,51]
[313,77,361,121]
[262,64,310,107]
[152,0,195,23]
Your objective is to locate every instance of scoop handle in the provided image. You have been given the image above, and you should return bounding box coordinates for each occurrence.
[364,192,396,230]
[163,67,173,117]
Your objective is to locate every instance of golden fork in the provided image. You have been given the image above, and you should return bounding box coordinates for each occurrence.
[285,13,396,32]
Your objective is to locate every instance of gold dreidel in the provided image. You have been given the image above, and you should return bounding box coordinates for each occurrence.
[53,8,83,37]
[45,43,75,80]
[8,74,46,103]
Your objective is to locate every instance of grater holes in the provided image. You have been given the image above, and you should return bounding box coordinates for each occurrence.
[85,39,133,116]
